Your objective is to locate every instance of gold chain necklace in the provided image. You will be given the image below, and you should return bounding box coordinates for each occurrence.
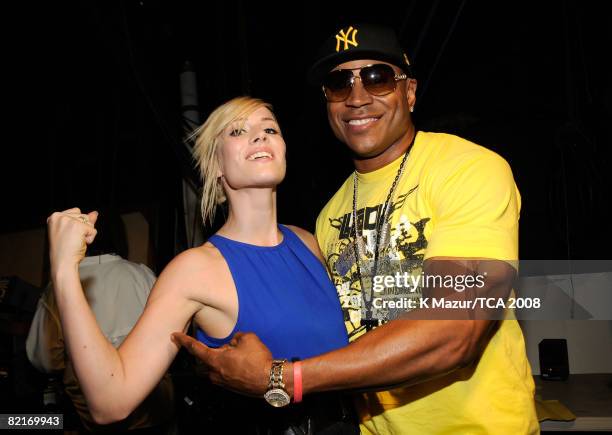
[351,132,417,318]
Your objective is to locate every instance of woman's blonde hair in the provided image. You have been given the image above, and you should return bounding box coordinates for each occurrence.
[191,96,273,225]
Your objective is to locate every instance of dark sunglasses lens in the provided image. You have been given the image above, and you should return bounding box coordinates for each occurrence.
[323,70,353,102]
[361,64,396,95]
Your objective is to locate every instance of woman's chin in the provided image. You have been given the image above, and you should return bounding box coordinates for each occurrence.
[248,171,286,188]
[225,176,285,192]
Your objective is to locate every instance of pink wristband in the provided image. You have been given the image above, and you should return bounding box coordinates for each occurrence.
[293,361,303,403]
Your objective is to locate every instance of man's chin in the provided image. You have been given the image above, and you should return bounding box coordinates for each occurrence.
[349,143,387,160]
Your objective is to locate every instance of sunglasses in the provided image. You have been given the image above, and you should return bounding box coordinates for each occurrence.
[322,63,407,102]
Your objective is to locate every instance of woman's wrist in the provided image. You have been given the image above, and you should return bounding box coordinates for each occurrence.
[51,261,80,288]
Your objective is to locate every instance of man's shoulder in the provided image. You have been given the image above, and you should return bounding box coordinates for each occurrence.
[418,131,512,180]
[419,131,505,161]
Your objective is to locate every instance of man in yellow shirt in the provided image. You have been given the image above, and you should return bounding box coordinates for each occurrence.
[174,23,538,434]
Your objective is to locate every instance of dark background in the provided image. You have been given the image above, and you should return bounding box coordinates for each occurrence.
[3,0,611,272]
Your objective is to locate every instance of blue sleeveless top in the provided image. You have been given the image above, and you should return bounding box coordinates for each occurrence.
[196,225,348,360]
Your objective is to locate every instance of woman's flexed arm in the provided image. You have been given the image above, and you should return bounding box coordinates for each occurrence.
[47,208,203,423]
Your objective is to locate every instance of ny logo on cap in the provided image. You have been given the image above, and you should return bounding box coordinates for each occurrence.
[335,26,358,52]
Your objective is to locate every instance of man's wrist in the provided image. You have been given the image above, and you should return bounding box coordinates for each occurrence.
[292,360,302,403]
[262,359,273,395]
[262,360,294,397]
[263,359,291,407]
[284,361,294,398]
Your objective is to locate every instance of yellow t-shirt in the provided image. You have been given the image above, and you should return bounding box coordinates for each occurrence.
[316,131,538,434]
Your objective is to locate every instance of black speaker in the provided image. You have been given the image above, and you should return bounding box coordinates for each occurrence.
[539,338,569,380]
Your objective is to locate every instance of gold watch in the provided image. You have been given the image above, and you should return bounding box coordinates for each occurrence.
[263,359,290,407]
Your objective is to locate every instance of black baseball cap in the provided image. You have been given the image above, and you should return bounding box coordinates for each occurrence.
[308,23,414,86]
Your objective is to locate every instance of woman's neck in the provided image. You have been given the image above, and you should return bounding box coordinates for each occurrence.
[218,188,281,246]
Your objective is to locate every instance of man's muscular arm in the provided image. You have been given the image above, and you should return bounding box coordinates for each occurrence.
[172,257,515,397]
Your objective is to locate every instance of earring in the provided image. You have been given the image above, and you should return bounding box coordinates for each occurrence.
[410,106,414,113]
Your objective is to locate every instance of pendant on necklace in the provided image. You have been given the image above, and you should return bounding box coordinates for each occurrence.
[356,235,373,275]
[335,240,357,276]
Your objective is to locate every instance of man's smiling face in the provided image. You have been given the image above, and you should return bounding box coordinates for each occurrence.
[326,59,416,168]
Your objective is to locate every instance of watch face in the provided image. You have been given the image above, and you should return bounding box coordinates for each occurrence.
[264,388,291,407]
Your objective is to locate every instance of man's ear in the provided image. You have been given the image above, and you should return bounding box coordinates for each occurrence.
[406,78,418,110]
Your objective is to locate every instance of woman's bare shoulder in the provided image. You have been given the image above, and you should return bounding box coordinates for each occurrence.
[171,242,222,268]
[154,242,226,295]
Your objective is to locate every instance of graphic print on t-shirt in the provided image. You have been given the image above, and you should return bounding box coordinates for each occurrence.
[324,186,430,340]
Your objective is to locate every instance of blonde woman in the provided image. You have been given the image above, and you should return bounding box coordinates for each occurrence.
[47,97,356,433]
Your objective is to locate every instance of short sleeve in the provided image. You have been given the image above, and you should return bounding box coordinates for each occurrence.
[138,264,157,295]
[424,153,520,260]
[25,286,66,373]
